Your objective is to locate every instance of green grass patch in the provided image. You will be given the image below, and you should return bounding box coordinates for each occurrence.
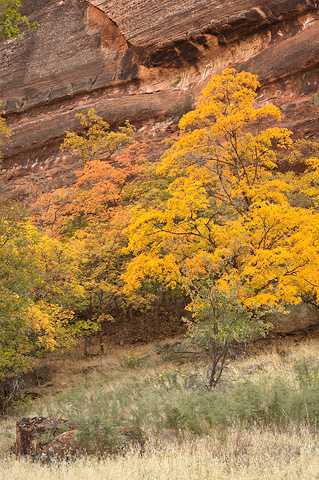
[22,358,319,455]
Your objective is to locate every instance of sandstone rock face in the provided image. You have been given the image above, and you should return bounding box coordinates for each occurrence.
[1,0,319,197]
[1,0,134,114]
[92,0,319,66]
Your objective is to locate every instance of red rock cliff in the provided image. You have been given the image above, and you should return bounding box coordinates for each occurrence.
[1,0,319,196]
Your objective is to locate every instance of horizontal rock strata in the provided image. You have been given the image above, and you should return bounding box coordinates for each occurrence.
[91,0,319,66]
[0,0,318,197]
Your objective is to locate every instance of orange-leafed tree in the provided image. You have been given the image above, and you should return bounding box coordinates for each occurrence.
[30,113,159,348]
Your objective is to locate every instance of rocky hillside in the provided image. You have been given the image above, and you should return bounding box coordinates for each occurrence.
[1,0,319,197]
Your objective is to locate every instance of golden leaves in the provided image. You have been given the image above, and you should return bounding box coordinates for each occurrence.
[123,69,319,311]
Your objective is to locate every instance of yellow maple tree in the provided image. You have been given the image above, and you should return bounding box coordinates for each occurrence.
[124,69,319,311]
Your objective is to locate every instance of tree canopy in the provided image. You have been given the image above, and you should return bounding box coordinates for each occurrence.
[3,68,319,388]
[124,68,319,311]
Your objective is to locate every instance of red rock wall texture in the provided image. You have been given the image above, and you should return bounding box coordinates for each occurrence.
[0,0,319,197]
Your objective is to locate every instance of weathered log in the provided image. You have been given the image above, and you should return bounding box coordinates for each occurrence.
[16,417,148,461]
[40,430,82,463]
[15,417,77,457]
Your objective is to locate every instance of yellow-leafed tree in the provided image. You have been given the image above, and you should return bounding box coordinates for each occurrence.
[123,69,319,384]
[125,68,319,308]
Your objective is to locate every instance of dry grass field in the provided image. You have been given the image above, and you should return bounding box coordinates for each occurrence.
[1,427,319,480]
[1,334,319,479]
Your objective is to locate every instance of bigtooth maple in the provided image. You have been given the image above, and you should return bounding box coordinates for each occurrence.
[124,69,319,311]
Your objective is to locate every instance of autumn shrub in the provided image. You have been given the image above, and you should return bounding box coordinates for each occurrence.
[0,205,91,408]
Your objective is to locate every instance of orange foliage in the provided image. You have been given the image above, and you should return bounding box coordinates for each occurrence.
[30,113,157,328]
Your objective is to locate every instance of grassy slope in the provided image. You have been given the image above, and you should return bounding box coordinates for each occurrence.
[2,334,319,479]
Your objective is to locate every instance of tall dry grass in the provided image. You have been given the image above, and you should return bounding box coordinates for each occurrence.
[1,426,319,479]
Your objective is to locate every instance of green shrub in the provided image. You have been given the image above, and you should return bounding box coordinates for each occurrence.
[294,359,319,388]
[28,361,319,455]
[169,97,193,122]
